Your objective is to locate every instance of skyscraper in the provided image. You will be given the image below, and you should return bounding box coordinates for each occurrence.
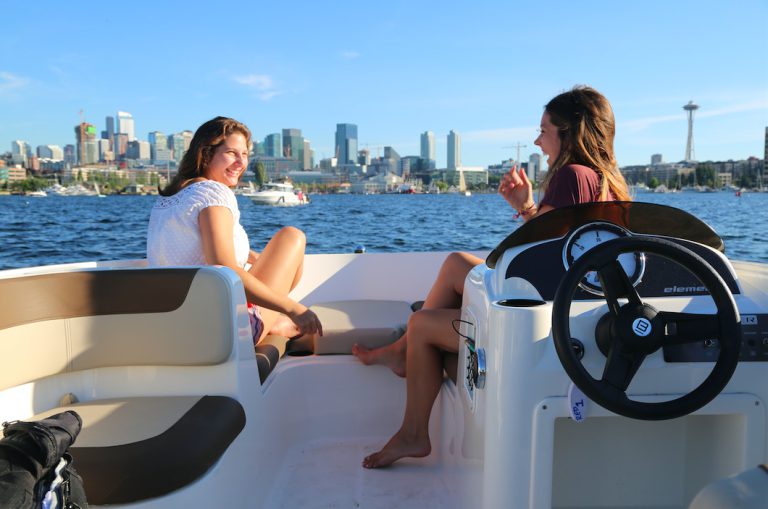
[37,145,64,160]
[528,153,541,182]
[11,140,27,165]
[263,133,281,157]
[117,111,136,141]
[74,123,97,164]
[170,131,193,163]
[335,123,358,166]
[148,131,168,163]
[447,130,461,170]
[303,140,313,170]
[420,131,435,169]
[105,116,115,144]
[282,128,304,165]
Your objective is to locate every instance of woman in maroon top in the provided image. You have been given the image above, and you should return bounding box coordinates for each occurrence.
[355,86,631,468]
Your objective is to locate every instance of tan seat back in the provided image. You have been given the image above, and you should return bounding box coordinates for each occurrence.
[0,268,236,391]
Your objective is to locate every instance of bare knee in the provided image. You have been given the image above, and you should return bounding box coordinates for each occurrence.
[442,252,476,272]
[275,226,306,249]
[407,310,432,341]
[438,252,477,287]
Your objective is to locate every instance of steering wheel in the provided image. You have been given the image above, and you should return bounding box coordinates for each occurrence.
[552,236,741,420]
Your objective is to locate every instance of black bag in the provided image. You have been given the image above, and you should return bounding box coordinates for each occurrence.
[0,411,88,509]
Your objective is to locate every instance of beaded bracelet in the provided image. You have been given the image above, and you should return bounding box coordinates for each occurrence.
[514,202,537,220]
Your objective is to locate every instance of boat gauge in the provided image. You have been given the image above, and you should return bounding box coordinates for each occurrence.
[562,222,646,296]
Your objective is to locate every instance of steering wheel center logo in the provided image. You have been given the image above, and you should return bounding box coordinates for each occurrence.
[632,318,652,337]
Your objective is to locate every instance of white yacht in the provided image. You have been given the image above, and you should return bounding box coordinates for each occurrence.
[243,181,309,206]
[0,201,766,508]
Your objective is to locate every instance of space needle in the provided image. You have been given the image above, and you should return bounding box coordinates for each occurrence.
[683,100,699,162]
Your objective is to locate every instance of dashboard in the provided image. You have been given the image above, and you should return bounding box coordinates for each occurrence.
[487,201,739,301]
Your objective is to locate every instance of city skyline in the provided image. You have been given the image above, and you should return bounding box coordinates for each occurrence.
[1,1,766,167]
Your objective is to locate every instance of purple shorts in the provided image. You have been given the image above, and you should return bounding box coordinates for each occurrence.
[248,303,264,345]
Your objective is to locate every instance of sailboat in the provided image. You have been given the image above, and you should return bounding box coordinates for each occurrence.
[458,168,471,196]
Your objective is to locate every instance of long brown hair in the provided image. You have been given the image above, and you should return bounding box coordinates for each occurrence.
[160,116,252,196]
[542,86,630,201]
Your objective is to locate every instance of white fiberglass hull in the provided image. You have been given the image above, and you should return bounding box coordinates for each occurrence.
[245,191,307,206]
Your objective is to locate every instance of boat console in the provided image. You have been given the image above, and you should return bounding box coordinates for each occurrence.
[458,201,768,508]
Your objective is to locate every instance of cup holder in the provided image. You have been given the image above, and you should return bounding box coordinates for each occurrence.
[496,299,546,308]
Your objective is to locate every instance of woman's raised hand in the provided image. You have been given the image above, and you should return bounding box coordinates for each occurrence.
[498,166,534,211]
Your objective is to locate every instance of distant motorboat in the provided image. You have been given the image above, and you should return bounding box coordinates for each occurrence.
[244,182,309,206]
[26,190,48,197]
[630,183,652,194]
[653,184,677,193]
[44,184,67,196]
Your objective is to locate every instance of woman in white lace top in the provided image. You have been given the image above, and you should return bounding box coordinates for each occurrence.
[147,116,322,344]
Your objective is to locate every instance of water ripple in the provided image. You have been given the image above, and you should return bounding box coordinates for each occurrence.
[0,192,766,270]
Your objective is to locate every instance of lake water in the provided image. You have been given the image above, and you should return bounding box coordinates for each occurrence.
[0,190,766,270]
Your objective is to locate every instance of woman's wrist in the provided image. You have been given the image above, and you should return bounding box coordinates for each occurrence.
[514,201,537,219]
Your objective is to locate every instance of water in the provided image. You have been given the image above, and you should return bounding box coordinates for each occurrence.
[0,191,766,270]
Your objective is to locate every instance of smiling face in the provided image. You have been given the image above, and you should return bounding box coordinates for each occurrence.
[203,132,249,187]
[534,112,562,166]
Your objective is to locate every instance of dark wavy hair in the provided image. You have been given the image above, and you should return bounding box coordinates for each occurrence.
[160,116,252,196]
[542,86,630,202]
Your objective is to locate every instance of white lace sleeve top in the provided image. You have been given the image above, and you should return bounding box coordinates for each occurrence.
[146,180,250,268]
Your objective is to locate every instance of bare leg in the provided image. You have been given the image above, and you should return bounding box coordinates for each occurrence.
[353,252,481,376]
[363,308,460,468]
[248,226,306,342]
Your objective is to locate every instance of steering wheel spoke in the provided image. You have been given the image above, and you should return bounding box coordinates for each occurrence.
[658,311,721,346]
[597,259,643,314]
[602,345,646,392]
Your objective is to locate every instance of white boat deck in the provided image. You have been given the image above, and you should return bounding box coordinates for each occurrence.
[251,356,475,509]
[265,437,466,508]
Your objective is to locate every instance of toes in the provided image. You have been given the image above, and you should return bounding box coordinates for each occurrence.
[362,452,381,469]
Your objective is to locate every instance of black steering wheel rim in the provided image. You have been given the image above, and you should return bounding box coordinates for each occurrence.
[552,236,741,420]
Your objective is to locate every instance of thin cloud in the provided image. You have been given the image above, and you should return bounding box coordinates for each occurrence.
[0,71,30,95]
[462,126,537,143]
[232,73,281,101]
[340,50,361,60]
[622,99,768,132]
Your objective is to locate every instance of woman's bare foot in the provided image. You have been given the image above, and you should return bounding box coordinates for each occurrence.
[352,343,406,378]
[269,314,300,338]
[362,431,431,469]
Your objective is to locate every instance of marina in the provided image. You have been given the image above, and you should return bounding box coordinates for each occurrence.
[0,191,766,270]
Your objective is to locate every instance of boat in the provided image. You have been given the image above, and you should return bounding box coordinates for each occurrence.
[244,181,309,206]
[653,184,677,193]
[26,190,47,197]
[0,201,766,508]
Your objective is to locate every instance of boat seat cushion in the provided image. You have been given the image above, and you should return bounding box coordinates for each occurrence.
[29,395,245,506]
[297,300,412,355]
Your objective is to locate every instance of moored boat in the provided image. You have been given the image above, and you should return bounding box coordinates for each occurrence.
[244,181,309,206]
[0,201,766,508]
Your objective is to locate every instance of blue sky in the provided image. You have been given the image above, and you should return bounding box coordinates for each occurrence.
[1,0,766,167]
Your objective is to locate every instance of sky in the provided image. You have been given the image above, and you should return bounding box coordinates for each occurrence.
[1,0,766,168]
